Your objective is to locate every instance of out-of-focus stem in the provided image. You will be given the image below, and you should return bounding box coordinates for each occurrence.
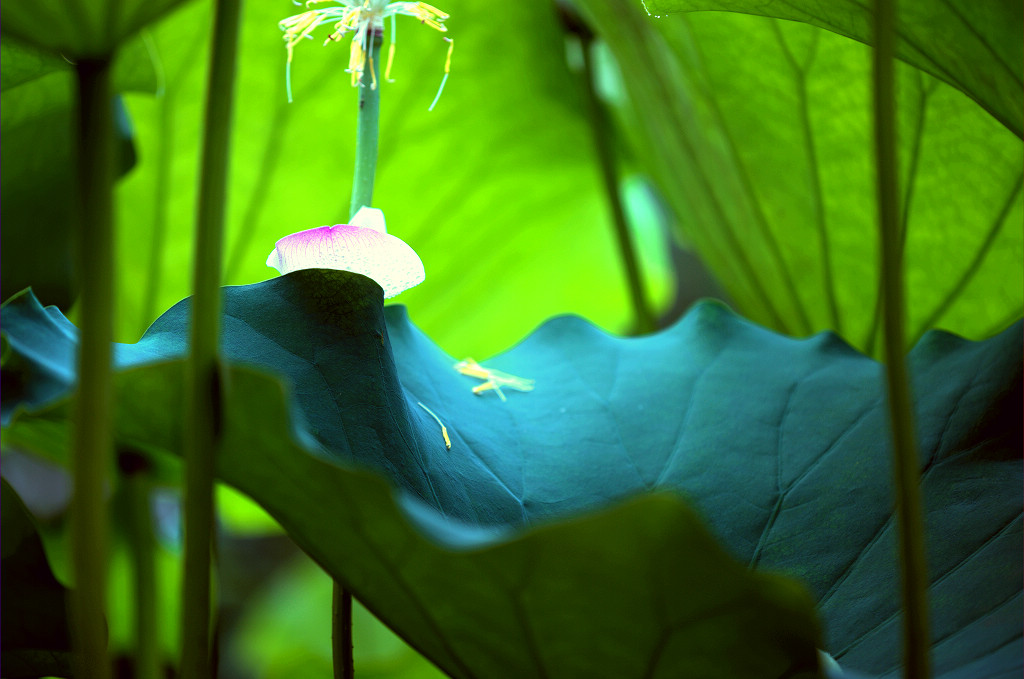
[871,1,931,677]
[71,55,116,679]
[121,452,160,679]
[578,31,654,333]
[180,0,242,676]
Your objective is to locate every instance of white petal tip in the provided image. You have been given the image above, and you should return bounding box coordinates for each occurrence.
[266,248,282,272]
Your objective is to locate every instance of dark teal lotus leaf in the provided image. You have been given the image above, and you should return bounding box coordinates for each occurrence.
[1,271,1020,678]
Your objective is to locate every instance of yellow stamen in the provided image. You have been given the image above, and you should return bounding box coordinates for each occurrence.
[427,37,453,111]
[417,401,451,450]
[349,38,363,85]
[416,2,449,21]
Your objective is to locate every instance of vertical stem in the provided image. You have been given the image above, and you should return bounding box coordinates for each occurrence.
[121,452,160,679]
[71,56,116,679]
[349,31,383,219]
[579,36,655,333]
[871,1,931,678]
[332,584,354,679]
[180,0,242,676]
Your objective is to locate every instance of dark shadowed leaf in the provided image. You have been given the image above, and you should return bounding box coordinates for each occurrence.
[1,0,191,58]
[0,36,156,309]
[2,272,1020,677]
[638,0,1023,138]
[0,479,75,679]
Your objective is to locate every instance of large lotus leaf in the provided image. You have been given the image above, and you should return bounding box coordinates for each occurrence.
[1,272,1021,677]
[638,0,1024,139]
[576,2,1023,355]
[111,0,672,359]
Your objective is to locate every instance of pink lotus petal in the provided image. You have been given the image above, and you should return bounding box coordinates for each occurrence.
[266,224,425,298]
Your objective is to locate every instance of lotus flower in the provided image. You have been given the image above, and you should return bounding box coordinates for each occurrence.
[279,0,453,103]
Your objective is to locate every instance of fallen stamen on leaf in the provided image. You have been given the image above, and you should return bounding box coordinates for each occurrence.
[454,358,535,402]
[417,401,451,450]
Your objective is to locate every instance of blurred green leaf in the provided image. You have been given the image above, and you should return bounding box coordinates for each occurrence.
[1,0,192,58]
[0,479,75,679]
[577,3,1023,354]
[639,0,1024,139]
[3,271,1020,676]
[0,40,70,91]
[229,556,447,679]
[114,0,672,357]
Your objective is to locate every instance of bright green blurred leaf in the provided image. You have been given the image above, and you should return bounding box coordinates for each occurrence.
[217,483,283,535]
[115,0,672,358]
[229,555,447,679]
[577,3,1023,355]
[3,271,1020,676]
[1,0,192,58]
[639,0,1024,139]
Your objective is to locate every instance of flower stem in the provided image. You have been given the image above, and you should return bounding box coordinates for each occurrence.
[71,56,116,679]
[871,1,931,677]
[180,0,241,676]
[349,31,383,219]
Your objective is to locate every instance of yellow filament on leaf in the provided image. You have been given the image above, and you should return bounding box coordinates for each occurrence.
[417,402,451,450]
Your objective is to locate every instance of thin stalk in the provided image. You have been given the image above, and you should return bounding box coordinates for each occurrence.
[71,56,116,679]
[121,453,160,679]
[333,585,355,679]
[180,0,242,676]
[579,35,655,334]
[871,1,930,678]
[349,31,383,219]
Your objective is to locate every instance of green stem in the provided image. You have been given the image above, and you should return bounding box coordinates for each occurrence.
[180,0,241,676]
[349,31,383,219]
[332,583,354,679]
[872,1,930,678]
[71,56,116,679]
[121,452,160,679]
[579,35,655,333]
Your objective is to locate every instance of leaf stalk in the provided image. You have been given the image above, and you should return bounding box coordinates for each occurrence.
[578,32,655,333]
[71,55,117,679]
[180,0,242,676]
[872,0,931,677]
